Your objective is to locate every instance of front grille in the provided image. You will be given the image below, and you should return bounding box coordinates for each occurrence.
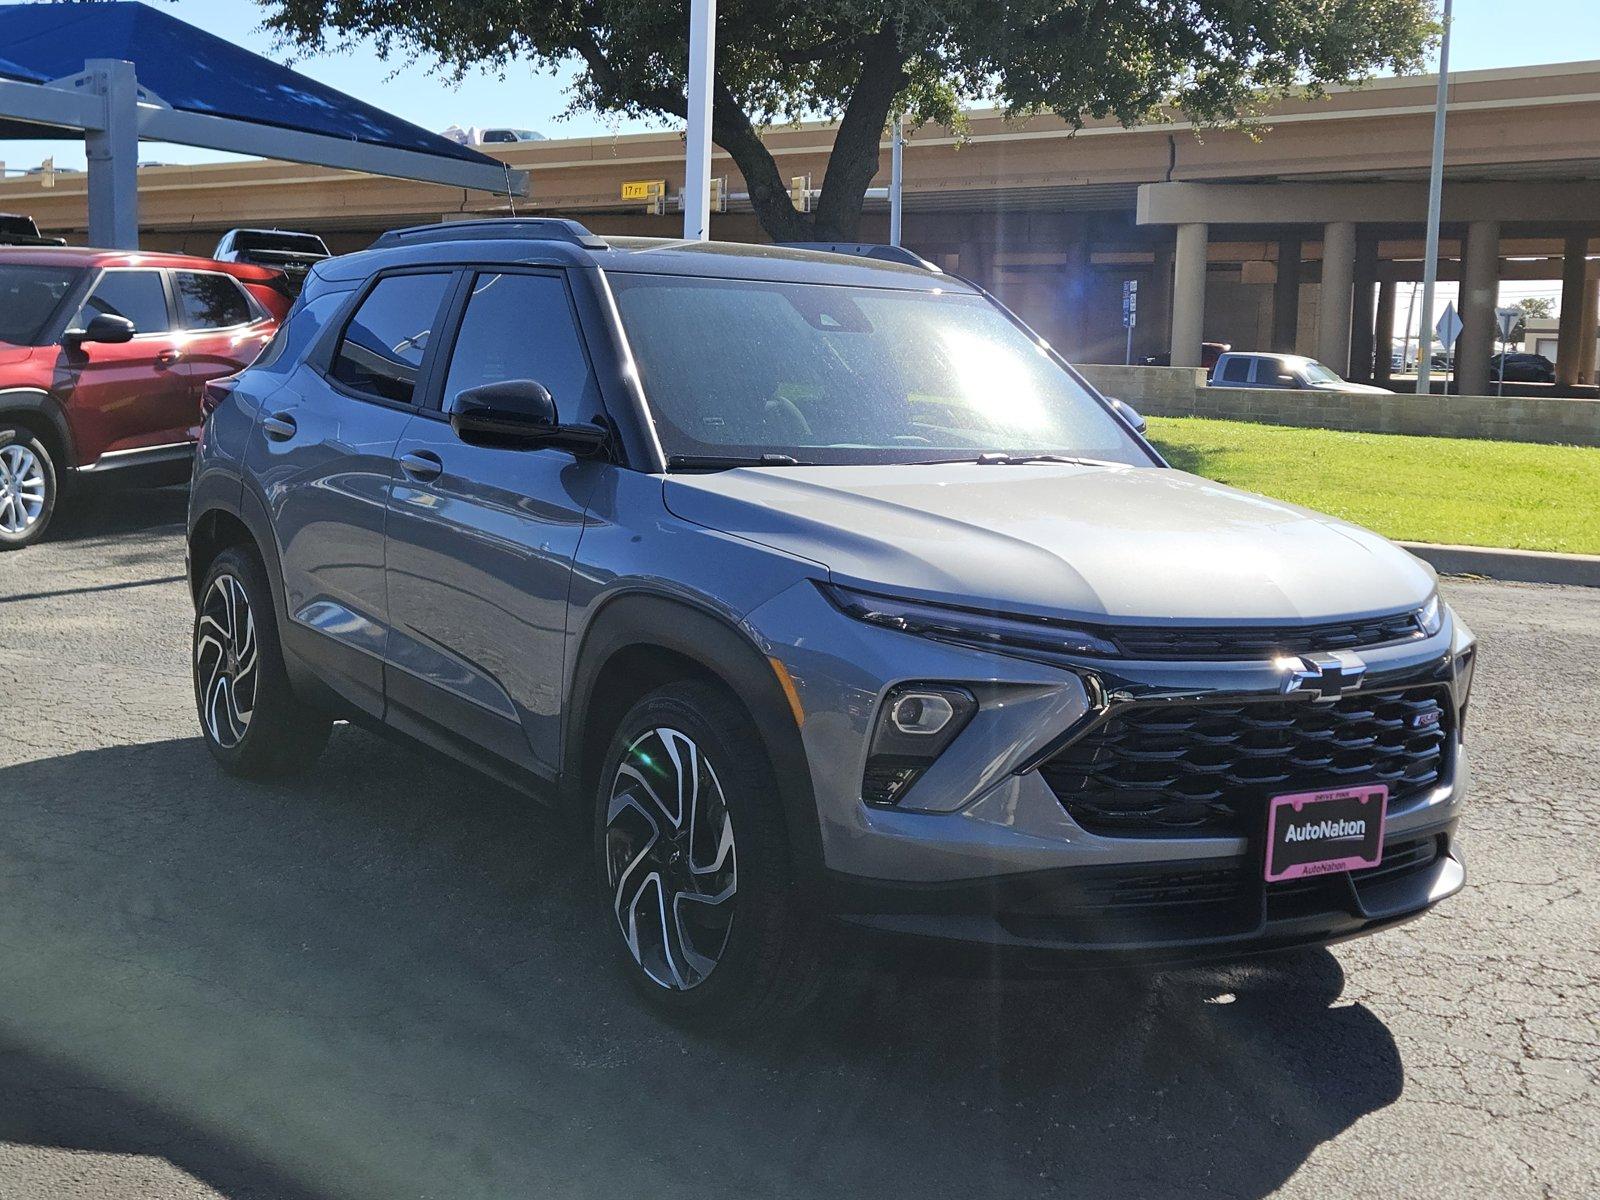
[1039,687,1451,837]
[1110,611,1425,661]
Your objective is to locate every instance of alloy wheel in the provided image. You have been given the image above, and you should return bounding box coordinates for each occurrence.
[195,573,259,749]
[0,443,47,535]
[605,726,738,991]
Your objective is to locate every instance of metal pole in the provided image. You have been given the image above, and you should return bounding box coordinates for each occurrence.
[889,112,904,247]
[1415,0,1452,395]
[682,0,717,241]
[85,59,139,249]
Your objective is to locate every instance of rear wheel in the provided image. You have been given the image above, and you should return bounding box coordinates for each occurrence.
[0,426,56,550]
[595,680,823,1027]
[193,546,331,776]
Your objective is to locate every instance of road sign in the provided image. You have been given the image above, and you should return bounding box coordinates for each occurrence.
[790,174,812,214]
[1495,306,1520,343]
[1434,301,1463,347]
[621,179,666,202]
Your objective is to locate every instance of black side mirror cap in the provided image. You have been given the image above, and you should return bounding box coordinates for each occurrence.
[450,379,608,455]
[65,313,136,347]
[1109,397,1148,435]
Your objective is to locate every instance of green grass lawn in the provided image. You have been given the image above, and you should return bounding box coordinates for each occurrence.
[1145,416,1600,555]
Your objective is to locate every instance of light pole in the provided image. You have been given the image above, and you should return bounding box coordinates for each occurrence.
[683,0,717,241]
[1415,0,1452,396]
[889,112,904,247]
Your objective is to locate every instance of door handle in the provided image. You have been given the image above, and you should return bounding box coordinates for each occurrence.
[399,449,444,482]
[261,412,297,441]
[156,349,183,368]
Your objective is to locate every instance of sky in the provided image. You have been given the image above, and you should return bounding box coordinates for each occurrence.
[0,0,1593,328]
[3,0,1597,173]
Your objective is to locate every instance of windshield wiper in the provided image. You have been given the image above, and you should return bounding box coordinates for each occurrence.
[902,453,1114,467]
[666,453,811,470]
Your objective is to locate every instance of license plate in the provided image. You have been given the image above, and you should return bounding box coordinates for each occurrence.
[1264,784,1388,882]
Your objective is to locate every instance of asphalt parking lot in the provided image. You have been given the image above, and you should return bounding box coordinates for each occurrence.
[0,487,1596,1200]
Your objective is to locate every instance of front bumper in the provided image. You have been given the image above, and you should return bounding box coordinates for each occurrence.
[743,581,1474,964]
[824,823,1464,970]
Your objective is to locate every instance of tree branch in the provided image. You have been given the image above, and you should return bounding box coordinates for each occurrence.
[812,27,909,240]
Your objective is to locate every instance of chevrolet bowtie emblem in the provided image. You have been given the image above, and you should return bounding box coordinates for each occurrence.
[1277,651,1368,701]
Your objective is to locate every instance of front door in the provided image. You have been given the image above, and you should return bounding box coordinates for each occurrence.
[246,269,455,718]
[57,267,191,461]
[384,269,608,775]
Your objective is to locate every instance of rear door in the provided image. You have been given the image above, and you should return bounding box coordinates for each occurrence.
[171,270,276,423]
[383,268,609,774]
[246,268,455,718]
[58,267,190,461]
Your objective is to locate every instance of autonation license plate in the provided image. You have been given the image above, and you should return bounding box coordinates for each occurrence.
[1264,784,1388,883]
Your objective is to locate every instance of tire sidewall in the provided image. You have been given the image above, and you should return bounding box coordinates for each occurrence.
[0,425,57,549]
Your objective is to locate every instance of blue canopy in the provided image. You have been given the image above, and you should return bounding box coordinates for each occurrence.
[0,0,495,167]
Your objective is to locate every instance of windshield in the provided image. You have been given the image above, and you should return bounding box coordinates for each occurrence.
[0,263,81,344]
[606,273,1153,467]
[1302,360,1344,384]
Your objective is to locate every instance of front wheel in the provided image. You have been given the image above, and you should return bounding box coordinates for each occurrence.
[595,681,823,1027]
[0,426,57,550]
[193,546,331,776]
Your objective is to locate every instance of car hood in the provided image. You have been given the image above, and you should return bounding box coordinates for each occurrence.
[663,463,1436,623]
[1311,380,1392,394]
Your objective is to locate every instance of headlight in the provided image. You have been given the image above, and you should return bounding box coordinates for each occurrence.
[862,683,977,805]
[821,582,1119,660]
[1417,593,1444,637]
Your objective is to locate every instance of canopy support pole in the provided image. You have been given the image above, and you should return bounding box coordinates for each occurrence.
[84,59,139,249]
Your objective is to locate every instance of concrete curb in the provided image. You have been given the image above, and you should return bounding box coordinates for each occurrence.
[1401,541,1600,588]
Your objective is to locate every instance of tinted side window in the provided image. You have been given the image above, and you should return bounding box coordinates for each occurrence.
[330,273,451,405]
[79,270,170,335]
[1219,356,1251,384]
[441,272,599,416]
[175,271,253,329]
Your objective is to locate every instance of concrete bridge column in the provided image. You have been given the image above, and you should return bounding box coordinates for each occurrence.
[1271,235,1302,353]
[1317,222,1356,372]
[1456,220,1501,396]
[1581,265,1600,385]
[1170,222,1208,368]
[1556,235,1590,387]
[1373,279,1397,386]
[1349,237,1380,381]
[1142,243,1174,362]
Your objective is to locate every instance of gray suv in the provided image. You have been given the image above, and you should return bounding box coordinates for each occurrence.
[187,219,1475,1025]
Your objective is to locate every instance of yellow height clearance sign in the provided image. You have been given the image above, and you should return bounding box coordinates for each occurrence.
[621,179,666,201]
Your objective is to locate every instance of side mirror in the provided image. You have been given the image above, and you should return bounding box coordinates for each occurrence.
[449,379,607,454]
[65,313,136,347]
[1109,397,1147,435]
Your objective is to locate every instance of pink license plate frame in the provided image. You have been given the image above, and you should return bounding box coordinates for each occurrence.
[1264,784,1388,883]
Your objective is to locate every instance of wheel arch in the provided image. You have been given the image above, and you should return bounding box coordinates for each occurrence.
[564,591,824,888]
[0,389,75,475]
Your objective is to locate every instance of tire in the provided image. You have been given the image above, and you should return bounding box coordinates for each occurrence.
[193,545,331,777]
[0,425,57,550]
[594,680,824,1028]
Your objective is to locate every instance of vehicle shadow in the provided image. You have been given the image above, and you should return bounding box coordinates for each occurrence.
[0,732,1403,1200]
[45,484,190,547]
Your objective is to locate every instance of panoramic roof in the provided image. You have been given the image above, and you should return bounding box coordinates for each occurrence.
[0,0,494,166]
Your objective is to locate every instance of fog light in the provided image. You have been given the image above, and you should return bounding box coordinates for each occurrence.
[862,684,977,806]
[889,691,956,735]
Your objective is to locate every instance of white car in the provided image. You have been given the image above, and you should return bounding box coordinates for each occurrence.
[1211,352,1392,394]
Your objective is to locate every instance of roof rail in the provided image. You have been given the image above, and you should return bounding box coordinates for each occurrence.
[371,217,609,251]
[776,242,939,271]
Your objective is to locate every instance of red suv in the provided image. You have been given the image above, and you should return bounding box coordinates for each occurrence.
[0,247,288,548]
